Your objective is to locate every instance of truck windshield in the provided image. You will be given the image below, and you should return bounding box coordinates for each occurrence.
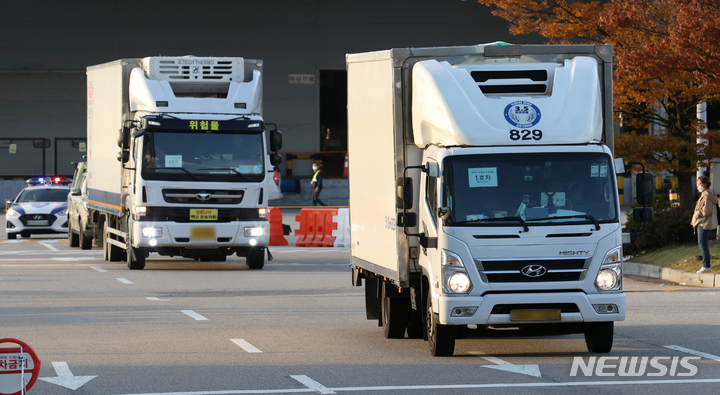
[442,153,617,226]
[140,131,265,182]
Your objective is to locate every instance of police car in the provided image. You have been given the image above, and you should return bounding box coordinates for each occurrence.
[5,177,71,239]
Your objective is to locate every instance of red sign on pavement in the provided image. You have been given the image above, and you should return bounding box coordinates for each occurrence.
[0,339,41,395]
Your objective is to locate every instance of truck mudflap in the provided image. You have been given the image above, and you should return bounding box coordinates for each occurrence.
[436,292,625,326]
[130,220,270,248]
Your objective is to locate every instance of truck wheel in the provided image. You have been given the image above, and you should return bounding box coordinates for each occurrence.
[381,284,409,339]
[127,247,146,270]
[246,247,265,270]
[426,291,455,356]
[80,222,92,250]
[69,228,79,248]
[584,322,614,353]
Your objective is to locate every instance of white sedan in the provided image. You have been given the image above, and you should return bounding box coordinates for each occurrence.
[6,184,70,239]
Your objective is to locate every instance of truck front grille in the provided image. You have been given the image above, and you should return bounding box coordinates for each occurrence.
[163,189,244,204]
[478,258,588,283]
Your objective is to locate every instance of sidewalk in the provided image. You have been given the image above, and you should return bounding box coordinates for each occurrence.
[624,261,720,288]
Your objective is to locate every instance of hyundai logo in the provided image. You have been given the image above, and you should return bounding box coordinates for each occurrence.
[521,264,548,278]
[33,215,43,220]
[196,193,211,201]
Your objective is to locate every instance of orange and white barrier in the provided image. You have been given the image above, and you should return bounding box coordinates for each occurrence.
[332,208,350,247]
[294,208,339,247]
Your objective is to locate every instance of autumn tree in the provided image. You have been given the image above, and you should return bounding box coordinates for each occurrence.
[478,0,720,208]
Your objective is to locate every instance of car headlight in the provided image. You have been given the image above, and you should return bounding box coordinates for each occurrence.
[441,250,473,294]
[595,246,622,291]
[244,227,264,237]
[6,208,20,217]
[56,209,68,216]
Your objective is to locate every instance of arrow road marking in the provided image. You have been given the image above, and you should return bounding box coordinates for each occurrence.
[39,242,59,251]
[231,339,263,353]
[469,351,542,377]
[665,345,720,363]
[39,361,96,390]
[290,375,336,394]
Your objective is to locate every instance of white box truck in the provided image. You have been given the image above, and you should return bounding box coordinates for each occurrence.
[347,44,653,356]
[86,56,282,270]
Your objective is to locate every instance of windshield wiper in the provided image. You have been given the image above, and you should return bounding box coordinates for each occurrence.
[450,216,529,232]
[198,168,251,181]
[156,167,200,180]
[525,214,600,230]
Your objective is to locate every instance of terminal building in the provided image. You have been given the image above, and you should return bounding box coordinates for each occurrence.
[0,0,539,203]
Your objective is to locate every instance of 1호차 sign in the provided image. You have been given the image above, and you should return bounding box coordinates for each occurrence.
[0,339,41,395]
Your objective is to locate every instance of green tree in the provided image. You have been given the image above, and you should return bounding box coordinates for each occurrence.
[478,0,720,208]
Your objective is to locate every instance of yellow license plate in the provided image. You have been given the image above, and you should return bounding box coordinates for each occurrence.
[190,226,216,241]
[190,209,218,221]
[510,309,561,322]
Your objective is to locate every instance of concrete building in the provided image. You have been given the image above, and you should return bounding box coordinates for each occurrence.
[0,0,539,204]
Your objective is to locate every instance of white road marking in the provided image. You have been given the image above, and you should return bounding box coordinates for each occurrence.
[116,278,134,285]
[146,297,170,301]
[111,378,720,395]
[469,351,542,377]
[91,267,108,272]
[290,375,336,395]
[39,241,59,251]
[40,239,67,243]
[39,361,97,390]
[231,339,263,353]
[181,310,208,321]
[665,345,720,363]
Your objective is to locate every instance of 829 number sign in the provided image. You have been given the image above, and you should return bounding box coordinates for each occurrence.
[510,129,543,141]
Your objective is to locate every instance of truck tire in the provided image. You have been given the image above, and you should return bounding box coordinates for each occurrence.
[127,247,146,270]
[381,284,409,339]
[426,291,455,356]
[246,247,265,270]
[584,322,614,353]
[69,227,79,248]
[80,221,92,250]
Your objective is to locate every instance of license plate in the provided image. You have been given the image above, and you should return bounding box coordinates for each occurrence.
[510,309,561,322]
[190,209,218,221]
[26,220,49,226]
[190,226,216,241]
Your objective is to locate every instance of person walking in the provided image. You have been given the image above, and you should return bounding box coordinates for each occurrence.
[691,175,718,273]
[311,162,327,206]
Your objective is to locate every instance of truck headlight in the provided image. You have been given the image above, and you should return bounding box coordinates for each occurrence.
[442,250,473,294]
[244,227,264,237]
[142,227,162,238]
[595,246,622,291]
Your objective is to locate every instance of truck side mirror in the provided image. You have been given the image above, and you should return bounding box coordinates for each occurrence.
[633,207,654,222]
[270,130,283,152]
[270,153,282,166]
[117,151,129,163]
[396,177,413,209]
[117,127,130,149]
[636,172,654,205]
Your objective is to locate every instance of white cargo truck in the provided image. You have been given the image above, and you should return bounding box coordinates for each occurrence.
[86,56,282,270]
[347,44,653,356]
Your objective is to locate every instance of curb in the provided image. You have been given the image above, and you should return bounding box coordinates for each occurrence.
[623,262,720,288]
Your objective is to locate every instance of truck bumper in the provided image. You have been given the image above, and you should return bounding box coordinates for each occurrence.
[436,291,625,326]
[131,220,270,248]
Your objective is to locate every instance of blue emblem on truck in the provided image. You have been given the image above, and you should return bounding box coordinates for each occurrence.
[504,101,541,128]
